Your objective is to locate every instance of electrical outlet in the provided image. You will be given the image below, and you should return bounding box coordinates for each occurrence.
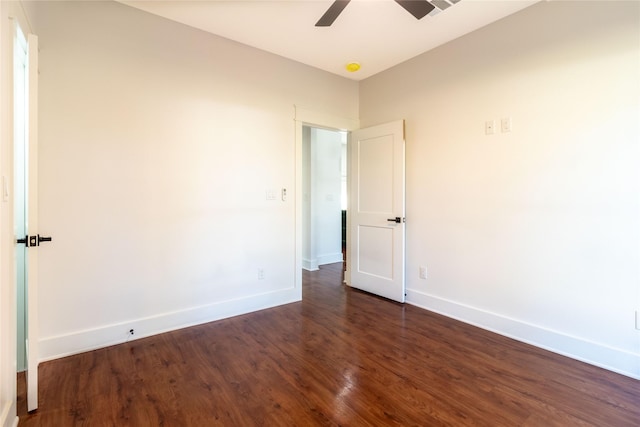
[258,268,265,280]
[485,120,495,135]
[125,328,136,343]
[419,266,427,280]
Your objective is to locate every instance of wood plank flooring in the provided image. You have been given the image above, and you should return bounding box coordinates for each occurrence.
[18,263,640,426]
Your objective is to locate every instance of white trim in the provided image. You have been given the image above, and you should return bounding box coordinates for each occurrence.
[0,12,17,427]
[302,258,319,271]
[0,400,17,427]
[317,252,343,266]
[294,106,359,132]
[39,287,299,362]
[303,253,343,271]
[407,288,640,380]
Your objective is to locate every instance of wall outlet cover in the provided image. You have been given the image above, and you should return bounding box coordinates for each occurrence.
[485,120,495,135]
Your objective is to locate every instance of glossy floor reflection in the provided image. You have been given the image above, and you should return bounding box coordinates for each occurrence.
[18,263,640,426]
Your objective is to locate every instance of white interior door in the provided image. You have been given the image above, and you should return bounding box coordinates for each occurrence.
[25,32,40,413]
[15,26,39,412]
[349,120,405,302]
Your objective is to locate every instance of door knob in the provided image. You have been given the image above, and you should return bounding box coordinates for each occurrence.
[16,234,52,247]
[38,235,52,245]
[387,217,403,223]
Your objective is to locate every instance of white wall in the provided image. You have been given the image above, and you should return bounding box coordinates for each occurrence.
[1,2,634,405]
[360,1,640,378]
[312,128,343,265]
[25,0,358,360]
[302,127,343,270]
[302,126,313,269]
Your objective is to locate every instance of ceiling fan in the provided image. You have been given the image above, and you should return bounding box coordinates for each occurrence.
[316,0,436,27]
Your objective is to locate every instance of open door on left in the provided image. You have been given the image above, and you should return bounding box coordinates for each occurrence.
[25,31,40,414]
[14,26,40,413]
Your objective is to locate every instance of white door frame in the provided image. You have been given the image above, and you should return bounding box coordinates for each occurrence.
[293,106,359,292]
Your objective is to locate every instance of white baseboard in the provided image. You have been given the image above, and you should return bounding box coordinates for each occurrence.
[39,287,301,362]
[0,400,17,427]
[406,288,640,380]
[317,252,343,266]
[302,258,319,271]
[303,253,343,271]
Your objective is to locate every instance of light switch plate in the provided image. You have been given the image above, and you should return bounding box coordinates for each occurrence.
[2,176,8,202]
[501,117,512,133]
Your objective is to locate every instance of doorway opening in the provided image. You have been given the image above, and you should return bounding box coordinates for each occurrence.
[301,126,347,275]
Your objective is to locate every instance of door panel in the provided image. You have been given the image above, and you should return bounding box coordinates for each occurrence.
[349,120,405,302]
[26,32,39,412]
[357,225,394,279]
[358,135,394,213]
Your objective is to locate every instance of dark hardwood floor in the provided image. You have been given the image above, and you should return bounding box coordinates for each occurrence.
[18,263,640,426]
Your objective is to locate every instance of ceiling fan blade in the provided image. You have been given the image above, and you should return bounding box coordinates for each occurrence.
[315,0,351,27]
[395,0,435,20]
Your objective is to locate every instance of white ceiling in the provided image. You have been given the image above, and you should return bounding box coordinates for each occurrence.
[118,0,540,80]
